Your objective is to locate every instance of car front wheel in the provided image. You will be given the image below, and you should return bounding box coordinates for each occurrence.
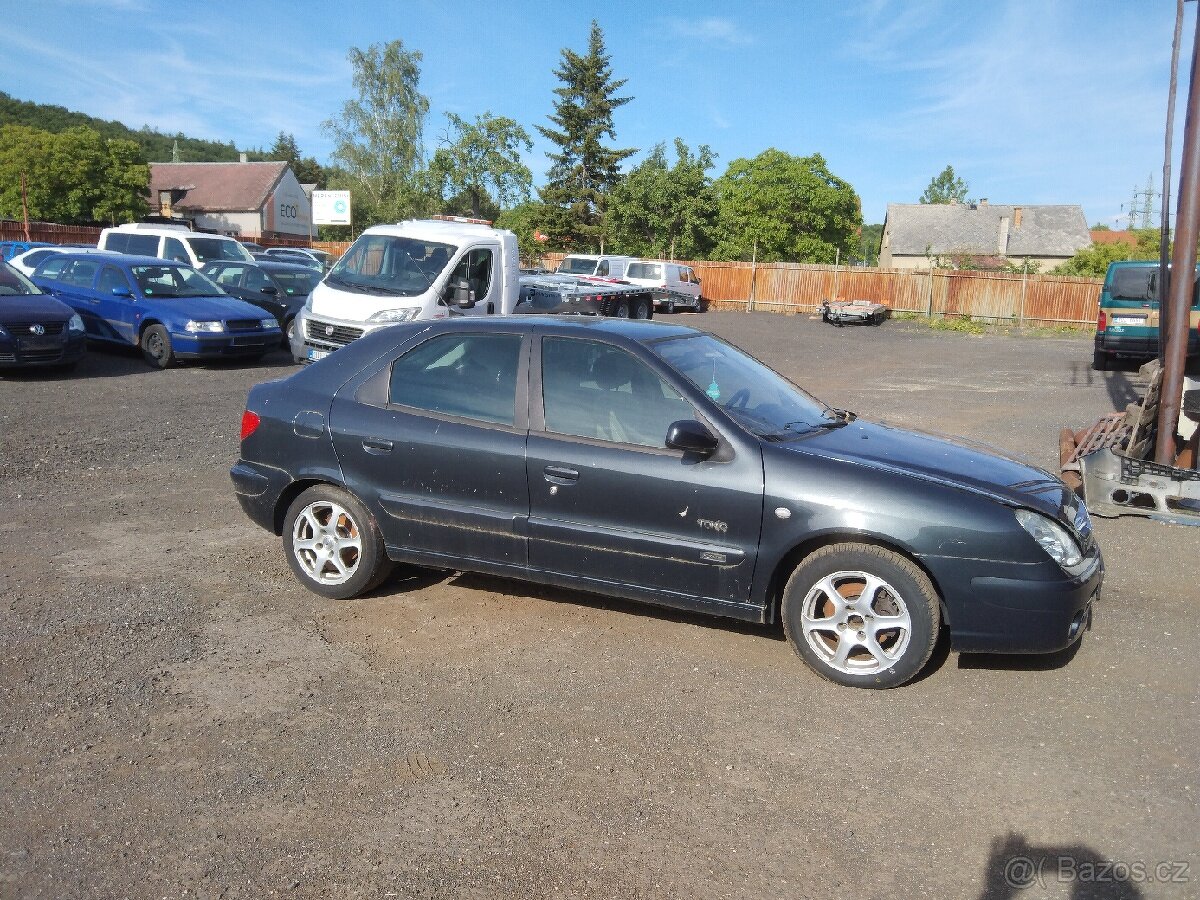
[781,543,940,688]
[282,485,393,599]
[141,324,176,369]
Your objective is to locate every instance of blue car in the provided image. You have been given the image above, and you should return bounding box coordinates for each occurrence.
[0,260,87,371]
[32,253,283,368]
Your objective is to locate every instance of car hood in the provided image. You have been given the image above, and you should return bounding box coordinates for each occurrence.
[146,294,273,321]
[0,294,74,322]
[788,418,1082,526]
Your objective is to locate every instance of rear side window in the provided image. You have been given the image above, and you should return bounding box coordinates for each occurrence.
[36,257,71,280]
[626,263,662,280]
[389,332,522,426]
[63,259,102,288]
[104,233,160,255]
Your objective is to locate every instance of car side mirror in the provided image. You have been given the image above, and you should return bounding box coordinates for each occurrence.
[447,277,475,308]
[665,420,719,456]
[111,286,132,298]
[260,285,278,295]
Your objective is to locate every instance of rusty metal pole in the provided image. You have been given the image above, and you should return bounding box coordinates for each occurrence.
[1156,7,1200,465]
[1159,0,1185,364]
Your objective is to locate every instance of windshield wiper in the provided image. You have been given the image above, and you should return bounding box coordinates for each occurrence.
[325,276,373,293]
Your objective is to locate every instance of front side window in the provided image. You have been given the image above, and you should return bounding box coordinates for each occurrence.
[97,266,131,295]
[556,256,598,276]
[448,248,494,305]
[189,237,254,263]
[206,264,246,287]
[328,235,456,298]
[163,237,190,262]
[651,333,838,440]
[244,267,274,292]
[389,332,522,426]
[541,337,693,448]
[131,265,222,298]
[64,259,102,288]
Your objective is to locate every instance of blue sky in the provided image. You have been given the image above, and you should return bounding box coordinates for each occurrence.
[1,0,1192,227]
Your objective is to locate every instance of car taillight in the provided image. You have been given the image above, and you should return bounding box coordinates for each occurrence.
[1097,310,1107,332]
[240,410,261,440]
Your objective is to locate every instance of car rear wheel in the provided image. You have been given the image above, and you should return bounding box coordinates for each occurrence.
[283,485,393,599]
[781,543,940,688]
[141,324,176,369]
[612,299,630,319]
[631,297,651,319]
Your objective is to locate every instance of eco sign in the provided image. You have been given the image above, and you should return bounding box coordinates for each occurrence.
[312,191,352,226]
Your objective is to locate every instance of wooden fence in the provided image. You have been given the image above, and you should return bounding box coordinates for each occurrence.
[536,252,1101,326]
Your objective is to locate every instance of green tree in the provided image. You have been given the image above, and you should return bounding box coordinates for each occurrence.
[268,131,324,186]
[496,201,551,261]
[537,21,636,250]
[607,139,718,259]
[1052,229,1158,277]
[0,124,147,224]
[855,223,884,266]
[712,149,861,263]
[427,112,533,219]
[920,165,969,204]
[323,39,430,227]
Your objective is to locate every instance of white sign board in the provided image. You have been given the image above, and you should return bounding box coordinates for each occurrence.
[312,190,352,226]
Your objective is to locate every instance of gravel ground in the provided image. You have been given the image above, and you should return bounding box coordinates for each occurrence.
[0,313,1196,899]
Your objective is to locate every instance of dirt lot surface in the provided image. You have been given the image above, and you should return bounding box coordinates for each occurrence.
[1,313,1196,899]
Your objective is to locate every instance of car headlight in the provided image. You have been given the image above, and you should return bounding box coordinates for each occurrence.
[260,318,278,329]
[68,314,85,333]
[368,307,420,323]
[1015,509,1083,568]
[185,320,225,333]
[0,324,8,338]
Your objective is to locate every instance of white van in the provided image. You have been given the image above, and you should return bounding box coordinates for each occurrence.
[555,254,635,279]
[622,259,704,312]
[98,223,255,268]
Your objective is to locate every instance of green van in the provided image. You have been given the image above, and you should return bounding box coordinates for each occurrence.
[1092,260,1200,370]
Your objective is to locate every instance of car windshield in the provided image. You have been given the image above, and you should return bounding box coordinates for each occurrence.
[132,265,224,298]
[190,238,254,263]
[556,257,598,275]
[0,261,43,297]
[650,333,843,439]
[626,262,662,280]
[271,270,321,296]
[325,234,455,296]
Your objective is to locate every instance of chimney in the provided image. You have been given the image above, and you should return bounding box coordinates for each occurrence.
[998,216,1011,255]
[239,151,248,163]
[1014,206,1023,228]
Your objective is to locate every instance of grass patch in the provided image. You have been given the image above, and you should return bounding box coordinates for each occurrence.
[890,312,1093,339]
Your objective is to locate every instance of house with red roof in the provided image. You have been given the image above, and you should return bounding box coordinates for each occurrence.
[147,161,312,240]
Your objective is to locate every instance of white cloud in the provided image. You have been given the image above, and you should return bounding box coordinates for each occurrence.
[667,17,754,46]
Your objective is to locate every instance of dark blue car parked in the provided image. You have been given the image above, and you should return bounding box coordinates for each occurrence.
[32,254,283,368]
[0,260,86,371]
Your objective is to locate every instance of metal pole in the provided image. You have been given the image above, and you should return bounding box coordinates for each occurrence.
[1159,0,1185,364]
[1156,5,1200,465]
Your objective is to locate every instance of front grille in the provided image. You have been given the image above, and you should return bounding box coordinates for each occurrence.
[226,319,262,332]
[7,322,65,336]
[16,350,64,363]
[0,353,14,364]
[306,318,363,347]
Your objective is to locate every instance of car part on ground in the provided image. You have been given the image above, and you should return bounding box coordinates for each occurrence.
[820,299,889,326]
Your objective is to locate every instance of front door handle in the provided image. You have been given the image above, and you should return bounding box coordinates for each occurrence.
[363,438,394,454]
[543,465,579,485]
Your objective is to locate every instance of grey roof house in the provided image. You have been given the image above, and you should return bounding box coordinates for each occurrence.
[878,201,1091,271]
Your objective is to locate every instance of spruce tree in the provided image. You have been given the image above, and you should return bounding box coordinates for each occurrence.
[536,21,635,250]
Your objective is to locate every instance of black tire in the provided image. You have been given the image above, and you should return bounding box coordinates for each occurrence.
[665,300,675,314]
[283,317,295,350]
[696,297,708,313]
[613,299,630,319]
[1091,348,1108,371]
[140,324,176,369]
[282,484,393,600]
[631,297,651,320]
[780,543,940,689]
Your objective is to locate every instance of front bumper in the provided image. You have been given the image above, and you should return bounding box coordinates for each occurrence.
[927,547,1103,654]
[0,331,87,367]
[173,328,282,359]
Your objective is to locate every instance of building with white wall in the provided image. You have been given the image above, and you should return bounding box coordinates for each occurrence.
[147,161,312,240]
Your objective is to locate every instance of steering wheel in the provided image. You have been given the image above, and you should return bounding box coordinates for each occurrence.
[726,388,751,409]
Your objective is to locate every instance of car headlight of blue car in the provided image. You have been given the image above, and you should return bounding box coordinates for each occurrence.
[185,320,226,333]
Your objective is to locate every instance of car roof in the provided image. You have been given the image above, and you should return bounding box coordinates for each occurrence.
[419,315,702,343]
[38,252,188,268]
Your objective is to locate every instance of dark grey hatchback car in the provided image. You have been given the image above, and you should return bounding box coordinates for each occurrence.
[232,318,1102,688]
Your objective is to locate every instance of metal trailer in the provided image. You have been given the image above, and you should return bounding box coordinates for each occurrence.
[515,274,694,319]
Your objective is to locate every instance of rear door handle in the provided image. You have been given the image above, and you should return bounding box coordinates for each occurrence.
[544,465,579,484]
[362,438,394,454]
